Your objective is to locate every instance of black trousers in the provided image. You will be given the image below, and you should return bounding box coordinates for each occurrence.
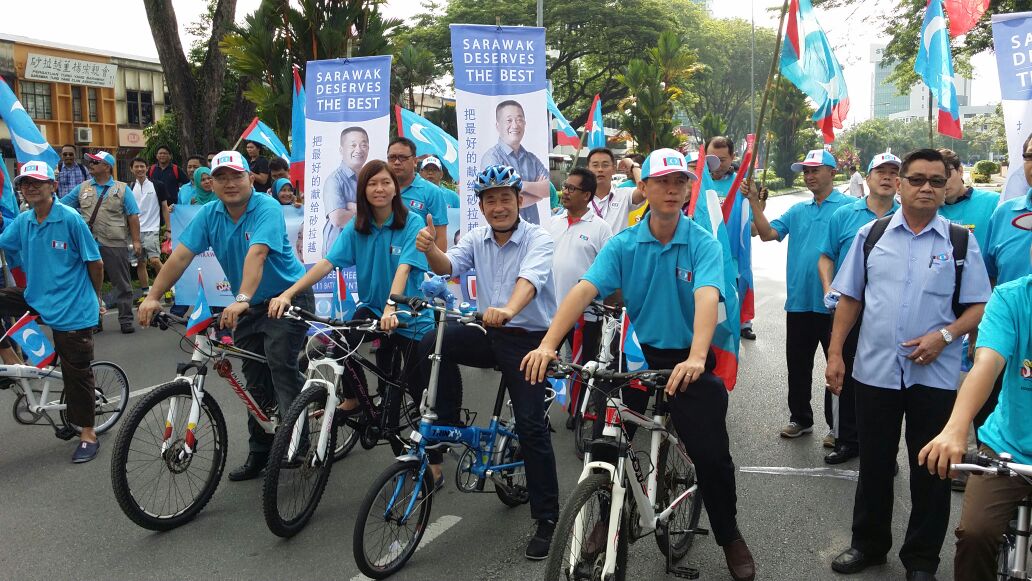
[639,344,742,547]
[837,319,861,450]
[851,380,956,573]
[786,311,832,429]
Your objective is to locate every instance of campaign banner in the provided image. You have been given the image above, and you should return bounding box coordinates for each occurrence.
[303,55,392,262]
[450,24,550,234]
[170,204,306,307]
[992,12,1032,201]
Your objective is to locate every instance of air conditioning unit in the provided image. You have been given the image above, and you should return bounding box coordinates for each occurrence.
[74,127,93,144]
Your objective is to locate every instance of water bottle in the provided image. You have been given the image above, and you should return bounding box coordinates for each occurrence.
[961,336,972,372]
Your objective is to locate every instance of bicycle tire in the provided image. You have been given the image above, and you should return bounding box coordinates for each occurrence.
[543,472,628,581]
[110,379,227,531]
[262,385,338,538]
[59,361,130,434]
[654,439,703,560]
[353,460,434,579]
[494,431,529,507]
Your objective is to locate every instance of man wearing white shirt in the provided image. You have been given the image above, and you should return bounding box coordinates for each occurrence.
[129,157,170,294]
[586,148,645,233]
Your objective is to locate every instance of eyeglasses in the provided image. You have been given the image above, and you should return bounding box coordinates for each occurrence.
[387,154,413,163]
[561,182,588,193]
[19,181,50,190]
[212,172,249,184]
[901,175,947,188]
[1023,152,1032,161]
[87,160,101,166]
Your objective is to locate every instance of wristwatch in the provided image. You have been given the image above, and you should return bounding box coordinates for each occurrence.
[235,293,252,304]
[939,328,954,345]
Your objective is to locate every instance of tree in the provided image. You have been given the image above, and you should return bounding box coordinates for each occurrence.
[144,0,238,159]
[393,42,440,111]
[766,83,821,184]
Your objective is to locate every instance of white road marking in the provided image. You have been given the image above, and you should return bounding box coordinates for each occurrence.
[739,466,859,481]
[349,515,463,581]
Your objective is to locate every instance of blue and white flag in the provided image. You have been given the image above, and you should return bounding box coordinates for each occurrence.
[0,79,58,166]
[547,90,579,147]
[186,272,213,337]
[916,0,962,138]
[240,117,290,161]
[3,312,55,368]
[395,105,459,180]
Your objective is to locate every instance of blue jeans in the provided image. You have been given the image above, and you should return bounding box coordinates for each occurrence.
[232,290,314,454]
[415,324,560,522]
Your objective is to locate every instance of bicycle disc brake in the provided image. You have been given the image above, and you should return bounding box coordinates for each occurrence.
[455,448,482,492]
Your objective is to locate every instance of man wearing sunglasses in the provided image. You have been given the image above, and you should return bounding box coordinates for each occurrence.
[826,149,991,581]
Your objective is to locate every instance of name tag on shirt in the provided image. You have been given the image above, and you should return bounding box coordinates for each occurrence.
[409,200,425,211]
[676,267,693,283]
[390,245,402,256]
[609,201,620,208]
[578,234,589,241]
[51,240,68,250]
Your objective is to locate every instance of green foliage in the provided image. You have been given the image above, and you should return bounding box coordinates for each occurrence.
[393,42,440,112]
[971,172,990,183]
[765,82,821,185]
[617,32,697,153]
[755,169,784,190]
[974,160,1000,176]
[423,104,458,140]
[142,112,182,162]
[699,113,728,142]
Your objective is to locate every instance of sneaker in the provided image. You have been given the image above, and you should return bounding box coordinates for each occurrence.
[779,422,813,438]
[525,519,556,560]
[72,440,100,463]
[822,433,836,449]
[432,472,446,493]
[740,327,757,341]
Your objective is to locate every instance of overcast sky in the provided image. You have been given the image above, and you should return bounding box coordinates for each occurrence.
[0,0,1002,126]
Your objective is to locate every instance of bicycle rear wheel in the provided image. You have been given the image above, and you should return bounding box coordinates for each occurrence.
[60,361,130,434]
[543,472,628,581]
[353,460,434,579]
[655,439,703,560]
[262,385,337,538]
[110,380,227,531]
[494,430,529,507]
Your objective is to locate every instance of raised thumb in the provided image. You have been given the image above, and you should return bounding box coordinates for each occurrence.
[426,214,434,229]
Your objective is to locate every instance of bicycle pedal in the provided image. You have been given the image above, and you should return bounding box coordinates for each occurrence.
[53,426,77,441]
[668,564,700,579]
[692,527,709,536]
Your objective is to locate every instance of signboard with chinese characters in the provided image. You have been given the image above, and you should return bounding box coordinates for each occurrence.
[24,53,117,88]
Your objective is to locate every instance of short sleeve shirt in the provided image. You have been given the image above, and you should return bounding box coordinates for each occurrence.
[582,214,723,350]
[590,185,645,234]
[401,175,448,226]
[249,156,271,192]
[818,196,899,274]
[544,211,613,306]
[976,275,1032,464]
[938,187,1000,257]
[62,178,141,216]
[178,192,307,302]
[983,190,1032,285]
[771,191,852,312]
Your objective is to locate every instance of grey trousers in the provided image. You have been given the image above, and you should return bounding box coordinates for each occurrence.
[99,245,133,327]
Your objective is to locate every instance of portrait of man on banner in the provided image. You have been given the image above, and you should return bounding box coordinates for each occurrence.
[480,98,550,223]
[322,125,369,250]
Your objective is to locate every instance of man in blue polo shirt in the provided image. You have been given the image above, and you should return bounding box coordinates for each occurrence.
[816,152,901,465]
[0,162,105,463]
[937,148,999,254]
[522,148,756,581]
[387,137,449,250]
[748,149,852,441]
[982,135,1032,287]
[138,150,314,481]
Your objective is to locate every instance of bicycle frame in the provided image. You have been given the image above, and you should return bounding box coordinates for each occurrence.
[574,309,623,421]
[2,364,67,414]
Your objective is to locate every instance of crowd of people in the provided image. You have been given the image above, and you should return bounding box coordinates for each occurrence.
[1,125,1030,581]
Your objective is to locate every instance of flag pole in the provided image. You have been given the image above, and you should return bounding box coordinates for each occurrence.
[747,0,791,192]
[927,89,935,147]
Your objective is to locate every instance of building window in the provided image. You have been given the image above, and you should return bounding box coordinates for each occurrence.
[126,89,154,126]
[19,81,52,120]
[72,86,83,122]
[88,87,98,122]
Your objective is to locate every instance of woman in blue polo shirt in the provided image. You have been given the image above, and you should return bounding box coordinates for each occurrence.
[269,159,431,414]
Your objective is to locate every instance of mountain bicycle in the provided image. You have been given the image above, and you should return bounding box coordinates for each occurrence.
[352,289,535,579]
[261,307,426,538]
[952,451,1032,580]
[543,362,705,581]
[109,307,346,531]
[569,301,624,460]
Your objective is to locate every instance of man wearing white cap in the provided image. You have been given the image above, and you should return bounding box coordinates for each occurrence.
[419,156,460,208]
[816,152,901,465]
[0,162,105,463]
[138,151,314,481]
[62,151,142,334]
[747,149,852,442]
[523,148,756,581]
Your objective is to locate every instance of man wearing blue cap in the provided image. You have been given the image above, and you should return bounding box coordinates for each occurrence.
[523,148,756,581]
[62,151,142,334]
[138,150,314,481]
[0,162,105,463]
[747,149,852,441]
[816,153,901,465]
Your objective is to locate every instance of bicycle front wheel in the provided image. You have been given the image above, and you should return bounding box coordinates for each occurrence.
[544,472,628,581]
[655,439,703,560]
[262,385,337,538]
[110,379,227,531]
[353,460,434,579]
[60,361,130,434]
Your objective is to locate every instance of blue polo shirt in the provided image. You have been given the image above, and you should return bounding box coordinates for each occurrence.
[938,187,999,254]
[771,190,851,312]
[61,177,141,215]
[178,192,307,302]
[975,275,1032,464]
[325,213,432,340]
[582,213,723,350]
[818,196,899,273]
[0,198,100,331]
[983,190,1032,285]
[401,175,448,226]
[441,187,461,209]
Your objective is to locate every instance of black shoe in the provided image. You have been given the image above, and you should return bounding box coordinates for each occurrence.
[824,444,859,465]
[525,519,555,560]
[228,452,269,481]
[565,414,575,430]
[121,323,136,334]
[740,328,756,341]
[831,547,886,574]
[906,571,938,581]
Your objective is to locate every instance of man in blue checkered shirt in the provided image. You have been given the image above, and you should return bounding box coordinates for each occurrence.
[56,144,90,198]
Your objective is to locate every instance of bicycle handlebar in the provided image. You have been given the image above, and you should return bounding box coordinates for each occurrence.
[285,306,408,330]
[389,293,484,323]
[951,452,1032,478]
[586,300,622,318]
[548,360,672,387]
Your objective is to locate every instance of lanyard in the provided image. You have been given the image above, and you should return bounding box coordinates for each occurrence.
[590,192,613,219]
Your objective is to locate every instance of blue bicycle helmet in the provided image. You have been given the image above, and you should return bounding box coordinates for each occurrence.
[473,164,523,196]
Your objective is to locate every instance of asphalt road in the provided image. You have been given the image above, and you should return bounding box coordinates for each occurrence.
[0,192,965,581]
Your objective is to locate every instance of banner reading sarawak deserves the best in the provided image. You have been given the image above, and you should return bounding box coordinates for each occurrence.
[451,24,550,232]
[992,12,1032,202]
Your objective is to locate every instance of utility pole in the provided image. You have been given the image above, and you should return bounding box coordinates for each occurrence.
[537,0,543,27]
[750,0,755,134]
